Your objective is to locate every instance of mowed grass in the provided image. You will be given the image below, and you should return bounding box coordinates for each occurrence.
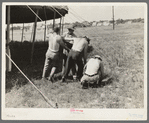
[5,23,144,108]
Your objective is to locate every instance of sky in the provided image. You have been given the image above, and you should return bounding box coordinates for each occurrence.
[63,6,145,23]
[11,5,145,26]
[38,5,145,25]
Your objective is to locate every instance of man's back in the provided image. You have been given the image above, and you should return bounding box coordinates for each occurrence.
[48,33,61,52]
[85,58,101,75]
[72,38,88,52]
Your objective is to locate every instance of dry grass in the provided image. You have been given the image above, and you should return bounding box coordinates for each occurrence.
[6,23,144,108]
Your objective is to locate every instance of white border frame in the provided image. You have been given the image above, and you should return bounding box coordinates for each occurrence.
[1,2,147,120]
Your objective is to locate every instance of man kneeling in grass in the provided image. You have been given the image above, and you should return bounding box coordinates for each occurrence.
[80,55,104,89]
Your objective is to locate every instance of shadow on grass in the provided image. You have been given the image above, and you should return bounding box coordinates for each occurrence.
[81,74,113,89]
[99,77,113,87]
[6,41,105,92]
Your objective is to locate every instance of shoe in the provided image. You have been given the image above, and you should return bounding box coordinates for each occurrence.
[48,77,54,83]
[73,78,78,82]
[41,77,47,82]
[60,77,65,83]
[73,75,77,81]
[82,81,89,89]
[80,80,84,85]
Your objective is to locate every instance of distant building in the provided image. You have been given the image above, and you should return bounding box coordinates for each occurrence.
[82,21,90,27]
[103,21,110,26]
[125,21,132,24]
[92,21,97,26]
[64,23,71,28]
[97,22,103,26]
[141,19,144,23]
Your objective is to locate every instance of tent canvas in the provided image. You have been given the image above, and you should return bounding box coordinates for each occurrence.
[6,5,68,24]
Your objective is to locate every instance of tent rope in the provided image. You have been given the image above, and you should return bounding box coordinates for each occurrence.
[50,6,84,36]
[6,53,57,108]
[26,5,43,22]
[59,6,123,65]
[6,5,60,108]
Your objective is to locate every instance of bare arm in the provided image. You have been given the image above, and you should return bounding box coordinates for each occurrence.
[83,63,87,74]
[64,37,75,41]
[83,44,88,65]
[83,63,87,70]
[57,37,70,52]
[99,61,104,80]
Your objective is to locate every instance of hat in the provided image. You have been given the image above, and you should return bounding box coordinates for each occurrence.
[83,36,90,43]
[93,55,102,61]
[67,26,75,31]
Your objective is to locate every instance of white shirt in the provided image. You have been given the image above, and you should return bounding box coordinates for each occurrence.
[63,32,77,44]
[72,38,88,52]
[85,58,101,75]
[48,33,60,52]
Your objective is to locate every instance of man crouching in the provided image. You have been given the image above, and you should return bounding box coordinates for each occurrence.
[81,55,104,89]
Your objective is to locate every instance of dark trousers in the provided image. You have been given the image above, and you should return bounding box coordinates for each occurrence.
[63,50,84,79]
[62,54,76,76]
[62,42,76,76]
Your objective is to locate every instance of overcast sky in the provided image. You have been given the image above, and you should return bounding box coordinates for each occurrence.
[63,6,145,23]
[11,4,145,26]
[43,5,145,25]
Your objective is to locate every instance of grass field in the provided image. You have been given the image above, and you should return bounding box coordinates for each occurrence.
[5,23,144,108]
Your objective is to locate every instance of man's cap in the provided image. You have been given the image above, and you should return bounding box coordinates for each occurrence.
[93,55,102,61]
[83,36,90,43]
[67,26,75,31]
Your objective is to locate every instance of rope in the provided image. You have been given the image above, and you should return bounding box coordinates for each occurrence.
[51,6,112,63]
[6,48,57,108]
[26,5,43,22]
[69,7,120,39]
[26,5,116,65]
[69,7,88,22]
[60,6,125,65]
[51,6,63,18]
[50,6,84,36]
[58,6,101,36]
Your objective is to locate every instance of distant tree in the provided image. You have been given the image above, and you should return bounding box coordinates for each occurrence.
[12,26,21,30]
[109,20,115,24]
[73,21,85,28]
[99,20,104,23]
[116,19,124,24]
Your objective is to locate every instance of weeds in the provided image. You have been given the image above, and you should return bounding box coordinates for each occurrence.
[5,23,144,108]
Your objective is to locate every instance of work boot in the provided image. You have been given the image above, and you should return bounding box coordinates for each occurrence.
[41,77,47,82]
[80,80,85,85]
[60,77,65,83]
[82,83,88,89]
[48,77,54,83]
[73,75,77,81]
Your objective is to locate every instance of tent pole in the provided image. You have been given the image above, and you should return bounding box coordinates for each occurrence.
[6,5,12,72]
[59,17,62,35]
[53,10,56,29]
[21,23,24,42]
[30,9,39,64]
[12,24,13,41]
[44,20,46,42]
[30,23,34,42]
[112,6,115,30]
[61,17,64,35]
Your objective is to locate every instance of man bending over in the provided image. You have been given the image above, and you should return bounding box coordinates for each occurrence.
[61,36,90,82]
